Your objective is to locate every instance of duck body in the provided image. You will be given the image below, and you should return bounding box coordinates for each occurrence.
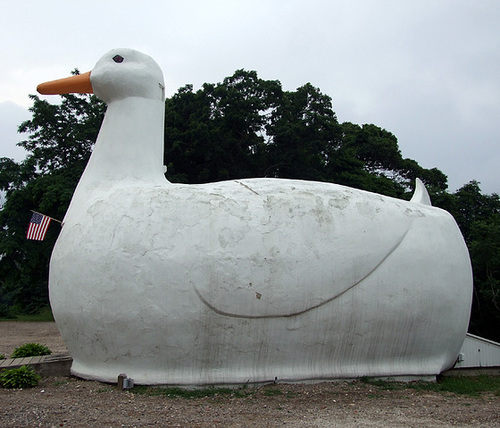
[44,49,473,385]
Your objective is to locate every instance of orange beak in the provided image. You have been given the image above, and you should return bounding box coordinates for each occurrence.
[37,71,93,95]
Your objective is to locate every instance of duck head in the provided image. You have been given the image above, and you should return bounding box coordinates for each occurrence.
[37,48,165,103]
[37,48,167,187]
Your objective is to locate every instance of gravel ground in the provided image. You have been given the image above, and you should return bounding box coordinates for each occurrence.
[1,322,500,427]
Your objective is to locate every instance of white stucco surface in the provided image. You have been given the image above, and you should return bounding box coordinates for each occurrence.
[44,49,473,385]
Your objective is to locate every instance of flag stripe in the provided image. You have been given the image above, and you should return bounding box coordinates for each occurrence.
[27,212,52,241]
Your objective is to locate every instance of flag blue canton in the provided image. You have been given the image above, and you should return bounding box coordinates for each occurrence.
[31,212,43,224]
[27,212,51,240]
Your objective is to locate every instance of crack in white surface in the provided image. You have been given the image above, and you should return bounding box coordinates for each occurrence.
[235,180,260,195]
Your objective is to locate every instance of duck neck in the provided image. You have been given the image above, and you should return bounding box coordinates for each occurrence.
[78,96,167,191]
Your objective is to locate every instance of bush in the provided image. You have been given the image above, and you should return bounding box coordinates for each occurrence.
[0,365,41,388]
[11,343,52,358]
[0,303,15,319]
[0,354,5,360]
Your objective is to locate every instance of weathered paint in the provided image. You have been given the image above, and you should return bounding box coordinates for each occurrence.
[44,49,473,385]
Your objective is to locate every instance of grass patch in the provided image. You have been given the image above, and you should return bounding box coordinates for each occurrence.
[263,388,283,396]
[133,385,253,399]
[361,375,500,397]
[413,375,500,397]
[0,307,54,322]
[360,377,406,391]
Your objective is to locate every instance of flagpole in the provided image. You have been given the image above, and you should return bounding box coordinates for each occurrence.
[30,210,62,224]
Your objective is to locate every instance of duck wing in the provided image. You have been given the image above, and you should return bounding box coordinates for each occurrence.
[188,179,419,318]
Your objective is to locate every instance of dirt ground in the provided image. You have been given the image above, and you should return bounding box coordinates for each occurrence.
[0,321,68,357]
[1,322,500,427]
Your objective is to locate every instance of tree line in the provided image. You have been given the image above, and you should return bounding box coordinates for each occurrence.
[1,70,499,341]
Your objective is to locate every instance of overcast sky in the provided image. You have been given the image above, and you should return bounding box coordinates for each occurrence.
[1,1,499,194]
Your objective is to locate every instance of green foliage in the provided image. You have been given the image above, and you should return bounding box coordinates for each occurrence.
[266,82,341,182]
[11,343,52,358]
[361,375,500,397]
[0,306,54,322]
[359,377,405,391]
[133,385,252,399]
[0,91,105,313]
[0,365,41,389]
[165,71,444,200]
[454,182,500,240]
[263,387,284,396]
[468,215,500,340]
[339,123,449,198]
[165,70,283,183]
[440,180,500,341]
[0,354,5,360]
[0,303,15,319]
[425,376,500,397]
[0,158,25,194]
[16,307,54,321]
[18,89,105,175]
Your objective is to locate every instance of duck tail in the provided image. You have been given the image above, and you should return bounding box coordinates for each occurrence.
[410,178,432,206]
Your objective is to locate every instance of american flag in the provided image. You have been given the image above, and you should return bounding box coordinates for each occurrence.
[27,212,52,241]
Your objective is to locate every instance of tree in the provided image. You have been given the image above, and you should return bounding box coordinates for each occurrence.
[18,91,105,175]
[164,70,282,183]
[450,181,500,244]
[469,217,500,341]
[164,71,447,200]
[0,90,105,312]
[0,158,24,194]
[446,181,500,341]
[266,83,341,181]
[339,122,450,199]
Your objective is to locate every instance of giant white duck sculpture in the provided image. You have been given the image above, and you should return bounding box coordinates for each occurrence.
[38,48,472,385]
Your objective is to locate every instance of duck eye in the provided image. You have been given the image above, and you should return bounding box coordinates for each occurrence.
[113,55,124,63]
